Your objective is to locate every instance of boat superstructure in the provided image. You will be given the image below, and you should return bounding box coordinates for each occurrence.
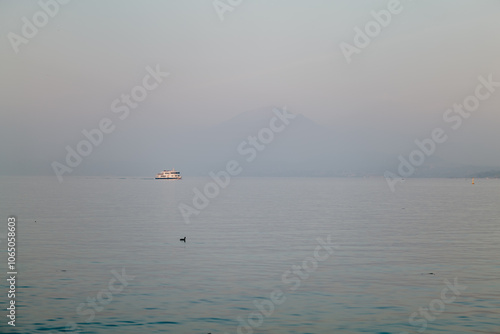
[155,168,182,180]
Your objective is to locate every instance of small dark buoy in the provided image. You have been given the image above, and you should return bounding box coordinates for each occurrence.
[180,237,186,242]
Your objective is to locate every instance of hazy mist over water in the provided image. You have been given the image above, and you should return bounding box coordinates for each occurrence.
[1,176,499,333]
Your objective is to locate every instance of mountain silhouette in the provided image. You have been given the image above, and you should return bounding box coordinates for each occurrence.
[156,106,386,176]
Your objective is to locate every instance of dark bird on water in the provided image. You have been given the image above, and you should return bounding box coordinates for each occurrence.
[180,237,186,242]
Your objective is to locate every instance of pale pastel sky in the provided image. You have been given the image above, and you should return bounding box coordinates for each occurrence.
[1,0,499,176]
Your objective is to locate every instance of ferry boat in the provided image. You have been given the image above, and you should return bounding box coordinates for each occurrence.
[155,168,182,180]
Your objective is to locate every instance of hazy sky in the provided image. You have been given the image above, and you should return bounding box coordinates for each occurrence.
[1,0,499,176]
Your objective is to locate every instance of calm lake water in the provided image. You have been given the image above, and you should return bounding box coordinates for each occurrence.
[0,176,499,333]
